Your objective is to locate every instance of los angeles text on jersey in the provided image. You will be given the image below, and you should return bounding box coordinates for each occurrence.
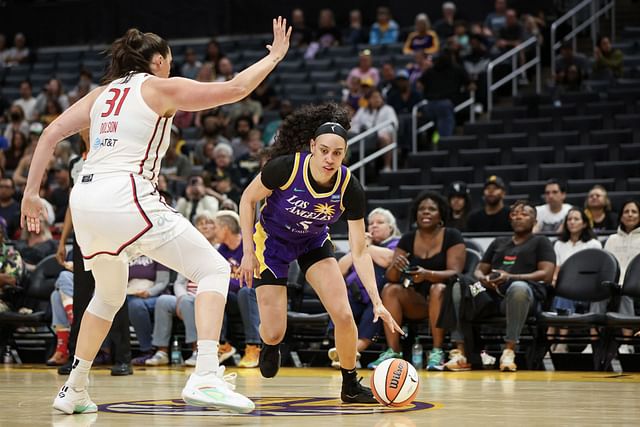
[284,195,335,221]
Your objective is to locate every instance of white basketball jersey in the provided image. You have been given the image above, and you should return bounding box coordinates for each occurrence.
[83,72,173,182]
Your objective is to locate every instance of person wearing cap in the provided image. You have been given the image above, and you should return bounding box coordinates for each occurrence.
[386,69,423,115]
[239,103,402,403]
[403,13,440,55]
[347,49,381,88]
[369,6,399,45]
[467,176,512,232]
[434,2,457,40]
[446,181,472,232]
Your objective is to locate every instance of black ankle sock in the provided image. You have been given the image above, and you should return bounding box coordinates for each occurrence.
[341,367,357,384]
[263,343,279,351]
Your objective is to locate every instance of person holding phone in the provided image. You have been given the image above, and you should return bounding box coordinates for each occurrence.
[368,191,466,371]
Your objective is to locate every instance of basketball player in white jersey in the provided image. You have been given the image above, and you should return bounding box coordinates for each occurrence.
[21,17,291,415]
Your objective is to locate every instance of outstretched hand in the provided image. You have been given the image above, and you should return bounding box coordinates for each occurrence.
[20,193,45,234]
[239,253,261,288]
[266,16,292,62]
[373,303,405,335]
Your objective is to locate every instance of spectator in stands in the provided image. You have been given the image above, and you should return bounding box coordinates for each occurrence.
[16,217,57,271]
[403,13,440,56]
[558,64,585,92]
[224,96,262,126]
[202,39,225,69]
[229,115,254,160]
[0,34,8,68]
[350,89,398,172]
[46,162,71,224]
[251,80,279,111]
[157,174,174,207]
[40,99,64,126]
[34,78,69,116]
[584,185,617,232]
[473,200,555,371]
[342,76,365,112]
[588,200,640,354]
[0,177,20,239]
[463,34,490,106]
[290,8,313,48]
[4,33,30,66]
[214,211,262,368]
[263,99,292,145]
[160,125,192,184]
[445,181,472,232]
[348,49,381,88]
[483,0,508,39]
[126,255,170,365]
[370,7,400,45]
[368,192,466,370]
[467,176,512,232]
[12,140,37,192]
[314,8,341,48]
[0,225,23,314]
[48,268,74,366]
[146,213,216,366]
[4,129,28,172]
[592,35,624,79]
[329,208,402,368]
[555,42,589,84]
[181,47,202,80]
[492,9,523,56]
[548,207,602,353]
[236,129,263,187]
[434,2,457,40]
[378,62,396,99]
[451,21,471,57]
[196,62,216,83]
[522,13,543,45]
[406,50,433,87]
[419,49,471,137]
[68,69,98,105]
[215,57,237,82]
[4,104,29,142]
[343,9,369,46]
[176,175,220,224]
[12,80,37,122]
[193,110,230,164]
[533,179,571,234]
[386,69,422,115]
[205,143,242,204]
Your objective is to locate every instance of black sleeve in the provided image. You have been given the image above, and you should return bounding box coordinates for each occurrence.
[342,174,366,221]
[443,227,465,250]
[397,231,415,253]
[260,155,296,190]
[536,236,556,264]
[481,238,499,265]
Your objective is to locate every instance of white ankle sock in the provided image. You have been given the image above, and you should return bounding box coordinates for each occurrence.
[195,340,219,375]
[67,356,92,390]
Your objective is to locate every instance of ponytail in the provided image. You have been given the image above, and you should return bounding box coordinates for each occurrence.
[102,28,169,84]
[263,103,350,162]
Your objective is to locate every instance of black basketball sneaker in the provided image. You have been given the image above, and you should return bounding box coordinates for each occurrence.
[341,377,378,404]
[259,343,281,378]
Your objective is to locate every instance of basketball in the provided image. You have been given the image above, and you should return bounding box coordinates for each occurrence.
[370,358,420,407]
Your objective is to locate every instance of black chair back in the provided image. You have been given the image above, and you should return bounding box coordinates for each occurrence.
[27,255,64,301]
[555,248,619,302]
[621,253,640,299]
[463,248,481,275]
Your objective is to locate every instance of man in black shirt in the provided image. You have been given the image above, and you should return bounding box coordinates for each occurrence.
[473,200,555,371]
[467,176,512,232]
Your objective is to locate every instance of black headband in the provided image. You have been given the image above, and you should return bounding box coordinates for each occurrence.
[314,122,348,141]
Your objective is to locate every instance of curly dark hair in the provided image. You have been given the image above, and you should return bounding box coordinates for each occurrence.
[262,102,350,162]
[411,191,449,225]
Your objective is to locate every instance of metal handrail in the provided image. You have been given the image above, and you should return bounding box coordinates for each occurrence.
[486,36,541,117]
[410,93,476,153]
[346,118,397,187]
[550,0,616,78]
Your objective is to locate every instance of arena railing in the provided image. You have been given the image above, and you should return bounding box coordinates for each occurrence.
[550,0,616,79]
[410,93,476,154]
[347,119,398,187]
[487,35,542,118]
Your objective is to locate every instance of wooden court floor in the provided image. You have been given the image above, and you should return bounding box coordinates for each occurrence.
[2,365,639,426]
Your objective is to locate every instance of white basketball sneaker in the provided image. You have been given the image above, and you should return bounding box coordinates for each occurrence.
[181,366,255,414]
[52,384,98,414]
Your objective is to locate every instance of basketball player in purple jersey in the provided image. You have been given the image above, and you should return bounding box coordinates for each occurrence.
[22,18,291,415]
[239,103,403,403]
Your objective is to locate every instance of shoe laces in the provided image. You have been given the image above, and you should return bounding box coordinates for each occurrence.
[428,349,443,365]
[216,366,237,390]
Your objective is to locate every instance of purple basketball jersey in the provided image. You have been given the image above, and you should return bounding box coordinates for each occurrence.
[259,152,350,239]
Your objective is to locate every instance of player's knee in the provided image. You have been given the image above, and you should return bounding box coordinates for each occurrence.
[332,309,355,330]
[260,323,286,345]
[195,272,230,299]
[87,294,125,321]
